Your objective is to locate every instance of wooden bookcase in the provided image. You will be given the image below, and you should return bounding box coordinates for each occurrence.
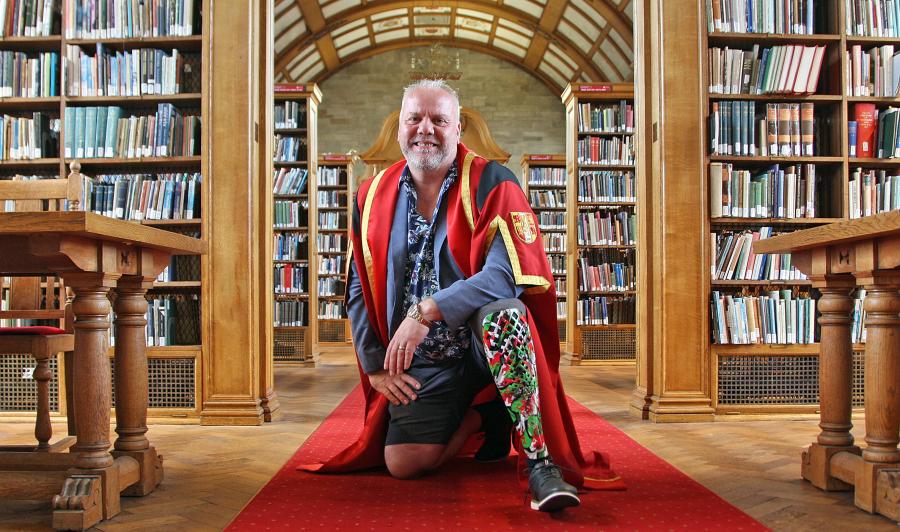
[702,0,891,414]
[272,83,319,365]
[312,154,352,348]
[0,0,207,421]
[562,83,637,364]
[521,154,568,350]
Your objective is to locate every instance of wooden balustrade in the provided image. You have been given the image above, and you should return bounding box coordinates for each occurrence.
[754,211,900,521]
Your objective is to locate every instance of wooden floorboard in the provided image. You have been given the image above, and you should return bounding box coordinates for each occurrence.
[0,355,897,531]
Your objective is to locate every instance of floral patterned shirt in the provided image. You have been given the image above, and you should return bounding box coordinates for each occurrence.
[400,162,471,363]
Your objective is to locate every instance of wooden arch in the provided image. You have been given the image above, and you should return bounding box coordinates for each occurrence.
[358,107,510,181]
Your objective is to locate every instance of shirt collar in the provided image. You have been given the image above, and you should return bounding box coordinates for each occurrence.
[399,160,459,195]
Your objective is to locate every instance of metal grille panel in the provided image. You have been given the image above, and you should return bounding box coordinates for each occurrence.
[853,350,865,408]
[718,355,819,405]
[557,321,566,343]
[274,327,311,362]
[0,354,59,412]
[580,328,636,361]
[111,358,195,409]
[318,320,349,343]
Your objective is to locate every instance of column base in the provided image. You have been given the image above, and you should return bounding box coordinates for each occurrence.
[801,443,859,491]
[200,399,265,426]
[112,446,163,496]
[260,390,282,422]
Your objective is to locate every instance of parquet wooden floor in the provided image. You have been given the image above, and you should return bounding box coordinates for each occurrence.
[0,351,896,531]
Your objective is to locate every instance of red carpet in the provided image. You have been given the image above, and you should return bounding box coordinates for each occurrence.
[228,387,766,531]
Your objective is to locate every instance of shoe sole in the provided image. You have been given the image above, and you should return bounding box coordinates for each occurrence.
[530,492,581,512]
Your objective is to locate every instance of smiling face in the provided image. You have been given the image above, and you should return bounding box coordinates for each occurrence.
[397,86,461,173]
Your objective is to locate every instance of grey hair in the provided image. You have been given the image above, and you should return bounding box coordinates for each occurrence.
[402,79,460,121]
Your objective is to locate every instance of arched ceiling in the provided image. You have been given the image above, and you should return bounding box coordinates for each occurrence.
[273,0,634,93]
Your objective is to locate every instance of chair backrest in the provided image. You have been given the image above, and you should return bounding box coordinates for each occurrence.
[0,162,87,326]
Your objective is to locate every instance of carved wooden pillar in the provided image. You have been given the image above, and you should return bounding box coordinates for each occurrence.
[111,276,153,453]
[33,354,52,450]
[64,272,119,470]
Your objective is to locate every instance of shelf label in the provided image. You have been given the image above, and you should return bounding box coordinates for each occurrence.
[322,154,349,162]
[275,83,306,92]
[528,155,553,160]
[581,84,613,92]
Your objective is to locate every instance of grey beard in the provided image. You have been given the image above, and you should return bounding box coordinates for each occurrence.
[402,143,447,171]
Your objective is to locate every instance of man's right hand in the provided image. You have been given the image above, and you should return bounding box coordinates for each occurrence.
[368,370,421,406]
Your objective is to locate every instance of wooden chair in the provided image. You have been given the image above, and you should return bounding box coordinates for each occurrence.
[0,163,85,452]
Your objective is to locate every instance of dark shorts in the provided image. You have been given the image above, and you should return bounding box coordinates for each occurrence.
[385,337,493,445]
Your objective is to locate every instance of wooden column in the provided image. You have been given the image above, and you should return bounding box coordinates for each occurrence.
[802,273,859,491]
[256,0,280,422]
[201,0,266,425]
[631,0,654,419]
[641,0,714,421]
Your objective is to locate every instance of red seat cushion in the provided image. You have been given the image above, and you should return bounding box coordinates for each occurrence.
[0,326,68,335]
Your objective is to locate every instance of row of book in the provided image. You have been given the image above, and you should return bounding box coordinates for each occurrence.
[578,250,636,292]
[317,166,347,186]
[274,263,307,294]
[274,299,306,327]
[318,255,345,275]
[0,51,58,97]
[527,166,566,186]
[63,44,192,97]
[155,255,199,282]
[848,167,900,218]
[537,211,565,230]
[576,101,634,133]
[709,162,821,218]
[548,255,566,274]
[712,227,808,281]
[708,44,824,95]
[319,300,346,319]
[576,295,635,325]
[317,233,345,253]
[847,43,900,97]
[273,135,306,163]
[62,104,201,159]
[63,0,200,39]
[577,136,635,166]
[273,168,308,195]
[318,211,346,230]
[557,301,567,319]
[0,112,59,160]
[81,172,200,221]
[317,277,345,297]
[554,278,566,297]
[542,232,566,253]
[711,290,817,345]
[0,0,58,37]
[140,295,200,346]
[578,170,635,202]
[848,103,900,158]
[529,189,565,209]
[846,0,900,37]
[274,199,307,228]
[317,190,346,208]
[706,0,817,34]
[576,208,636,246]
[275,101,306,130]
[851,289,868,344]
[274,232,308,261]
[709,101,815,157]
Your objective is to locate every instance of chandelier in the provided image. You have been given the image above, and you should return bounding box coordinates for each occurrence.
[409,43,461,81]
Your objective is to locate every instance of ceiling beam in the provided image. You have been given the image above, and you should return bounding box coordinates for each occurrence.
[585,0,634,47]
[523,0,566,70]
[294,0,340,70]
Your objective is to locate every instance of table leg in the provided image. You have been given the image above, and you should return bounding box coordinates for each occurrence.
[112,276,163,496]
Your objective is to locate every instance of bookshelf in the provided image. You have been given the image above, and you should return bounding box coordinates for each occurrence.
[313,154,352,348]
[561,83,637,364]
[0,0,207,420]
[703,0,889,414]
[272,83,319,364]
[521,154,568,349]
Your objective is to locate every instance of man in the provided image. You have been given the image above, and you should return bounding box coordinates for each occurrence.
[301,79,617,512]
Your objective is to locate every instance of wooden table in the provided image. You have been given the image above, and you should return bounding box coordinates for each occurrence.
[0,211,204,530]
[754,211,900,522]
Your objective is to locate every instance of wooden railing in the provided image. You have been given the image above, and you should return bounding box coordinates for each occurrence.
[755,211,900,521]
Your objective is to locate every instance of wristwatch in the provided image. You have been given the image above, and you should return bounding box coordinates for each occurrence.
[406,302,433,327]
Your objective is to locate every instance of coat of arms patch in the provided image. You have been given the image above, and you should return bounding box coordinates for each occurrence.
[510,212,537,244]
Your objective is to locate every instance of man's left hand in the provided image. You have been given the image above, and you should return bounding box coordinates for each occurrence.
[385,318,429,376]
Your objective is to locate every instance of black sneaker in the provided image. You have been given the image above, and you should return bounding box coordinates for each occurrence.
[528,459,580,512]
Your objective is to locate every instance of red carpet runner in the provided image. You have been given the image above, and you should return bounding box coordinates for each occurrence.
[228,386,766,531]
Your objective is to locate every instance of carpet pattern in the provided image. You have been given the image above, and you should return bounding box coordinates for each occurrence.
[227,386,766,531]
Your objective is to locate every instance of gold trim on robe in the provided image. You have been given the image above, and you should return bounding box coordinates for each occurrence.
[361,169,387,303]
[484,215,551,293]
[460,151,476,232]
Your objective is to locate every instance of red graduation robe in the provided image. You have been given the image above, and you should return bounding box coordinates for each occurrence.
[299,143,623,490]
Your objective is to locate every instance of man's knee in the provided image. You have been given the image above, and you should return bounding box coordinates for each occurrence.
[384,444,444,479]
[469,298,527,330]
